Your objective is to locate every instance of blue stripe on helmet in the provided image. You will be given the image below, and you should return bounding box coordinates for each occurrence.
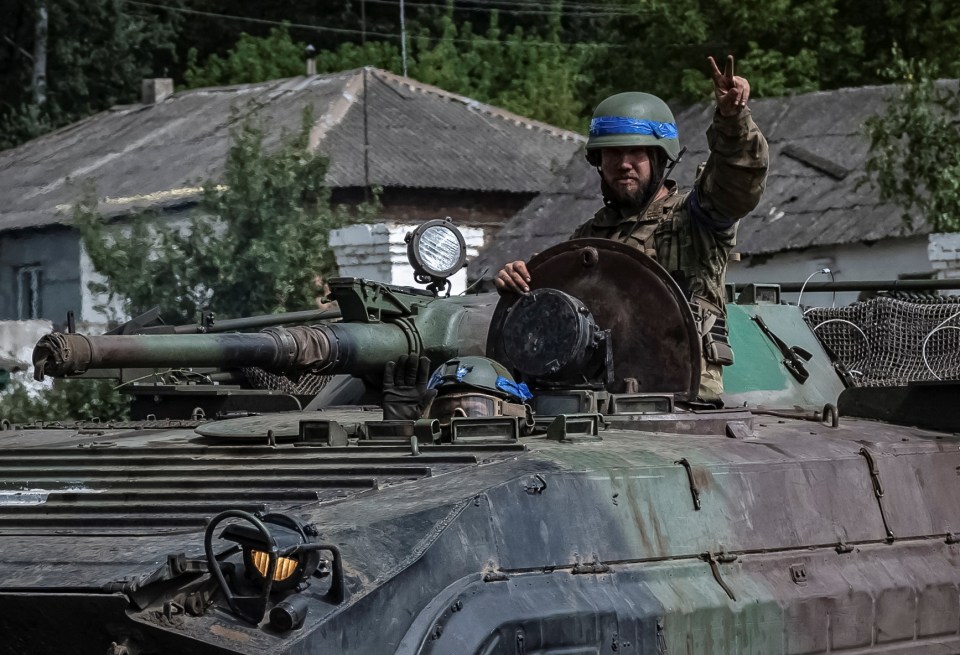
[589,116,678,140]
[496,376,533,401]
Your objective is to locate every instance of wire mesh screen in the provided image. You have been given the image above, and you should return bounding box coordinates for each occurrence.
[242,368,331,395]
[805,296,960,386]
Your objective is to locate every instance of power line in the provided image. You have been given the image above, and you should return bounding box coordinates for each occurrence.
[125,1,398,38]
[361,0,655,17]
[125,0,624,48]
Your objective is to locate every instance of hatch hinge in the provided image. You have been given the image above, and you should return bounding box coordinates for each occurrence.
[572,559,611,575]
[859,447,895,542]
[483,570,509,582]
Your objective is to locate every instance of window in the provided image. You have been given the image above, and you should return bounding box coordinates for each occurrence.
[15,265,42,320]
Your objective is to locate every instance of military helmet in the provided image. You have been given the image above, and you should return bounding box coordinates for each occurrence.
[427,356,532,424]
[585,92,681,165]
[427,356,531,401]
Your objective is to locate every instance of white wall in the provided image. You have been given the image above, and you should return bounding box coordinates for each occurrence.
[729,236,936,306]
[330,222,485,294]
[0,319,55,394]
[79,242,125,326]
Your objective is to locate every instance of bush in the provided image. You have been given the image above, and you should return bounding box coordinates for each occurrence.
[0,377,130,425]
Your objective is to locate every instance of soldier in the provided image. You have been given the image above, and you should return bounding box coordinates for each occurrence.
[494,55,769,403]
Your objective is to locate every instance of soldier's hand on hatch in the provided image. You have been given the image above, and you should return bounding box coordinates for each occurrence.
[708,55,750,117]
[382,355,437,421]
[494,260,531,295]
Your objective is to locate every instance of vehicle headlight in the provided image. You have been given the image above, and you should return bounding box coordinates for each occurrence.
[406,219,467,287]
[222,512,322,593]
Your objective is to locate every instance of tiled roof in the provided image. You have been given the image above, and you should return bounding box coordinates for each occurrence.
[0,68,583,232]
[469,83,937,281]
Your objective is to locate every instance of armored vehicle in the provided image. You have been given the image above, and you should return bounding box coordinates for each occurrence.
[3,220,960,654]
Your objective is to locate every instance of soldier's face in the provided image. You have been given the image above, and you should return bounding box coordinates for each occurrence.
[600,146,658,206]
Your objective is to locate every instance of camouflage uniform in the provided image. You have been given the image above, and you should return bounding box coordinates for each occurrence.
[572,109,769,401]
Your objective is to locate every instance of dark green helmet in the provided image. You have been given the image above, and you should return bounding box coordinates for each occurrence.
[428,356,532,401]
[585,92,681,165]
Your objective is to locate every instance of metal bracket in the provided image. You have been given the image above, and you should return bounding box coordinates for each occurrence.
[546,413,602,442]
[298,419,349,446]
[482,570,508,582]
[572,560,610,575]
[859,447,895,542]
[522,474,547,495]
[789,563,808,585]
[702,551,737,601]
[835,540,854,554]
[675,458,701,510]
[751,315,811,384]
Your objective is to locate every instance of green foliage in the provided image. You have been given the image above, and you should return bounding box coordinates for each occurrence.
[75,109,377,324]
[0,377,129,424]
[0,0,181,150]
[180,11,585,131]
[409,9,586,130]
[184,27,304,88]
[7,0,960,152]
[315,41,402,74]
[588,0,864,105]
[864,53,960,232]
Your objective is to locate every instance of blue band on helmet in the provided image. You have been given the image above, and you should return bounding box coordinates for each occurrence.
[496,376,533,401]
[428,364,471,390]
[589,116,678,140]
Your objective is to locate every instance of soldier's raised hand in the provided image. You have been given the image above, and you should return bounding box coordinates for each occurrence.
[708,55,750,117]
[382,355,437,421]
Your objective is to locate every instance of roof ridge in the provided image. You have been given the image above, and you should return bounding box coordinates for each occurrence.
[366,67,585,143]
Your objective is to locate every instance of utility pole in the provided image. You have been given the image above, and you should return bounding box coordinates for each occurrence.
[399,0,408,77]
[33,0,48,106]
[361,0,366,45]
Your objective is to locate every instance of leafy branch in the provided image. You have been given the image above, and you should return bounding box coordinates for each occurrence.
[863,52,960,232]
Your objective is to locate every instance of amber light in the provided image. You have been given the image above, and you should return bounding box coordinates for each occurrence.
[251,549,300,582]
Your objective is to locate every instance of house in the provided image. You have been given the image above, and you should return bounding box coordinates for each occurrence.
[468,84,960,306]
[0,67,583,329]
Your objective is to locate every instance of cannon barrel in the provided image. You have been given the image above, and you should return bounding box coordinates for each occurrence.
[33,295,497,380]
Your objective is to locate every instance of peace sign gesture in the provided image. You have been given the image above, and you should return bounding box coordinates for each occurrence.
[708,55,750,117]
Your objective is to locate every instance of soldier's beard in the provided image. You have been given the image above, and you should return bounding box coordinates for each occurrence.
[601,170,664,213]
[600,151,668,214]
[610,177,660,212]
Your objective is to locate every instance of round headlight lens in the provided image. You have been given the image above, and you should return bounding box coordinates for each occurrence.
[418,225,463,275]
[406,219,467,283]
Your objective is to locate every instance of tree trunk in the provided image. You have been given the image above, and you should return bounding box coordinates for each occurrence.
[32,0,48,106]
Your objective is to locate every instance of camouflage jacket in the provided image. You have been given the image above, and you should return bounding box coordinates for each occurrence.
[570,109,769,312]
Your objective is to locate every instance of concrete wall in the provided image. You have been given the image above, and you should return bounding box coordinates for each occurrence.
[0,228,82,325]
[929,233,960,279]
[330,222,485,294]
[730,236,936,306]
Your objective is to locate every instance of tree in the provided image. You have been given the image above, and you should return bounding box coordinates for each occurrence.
[863,54,960,233]
[184,27,305,88]
[584,0,865,106]
[0,377,130,424]
[75,109,378,324]
[181,10,586,131]
[0,0,181,150]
